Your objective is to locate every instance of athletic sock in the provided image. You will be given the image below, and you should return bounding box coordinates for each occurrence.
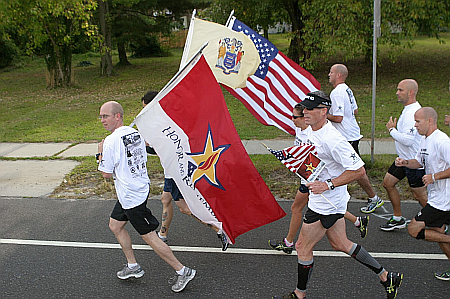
[348,243,384,275]
[284,238,294,247]
[128,263,138,269]
[297,258,314,292]
[354,217,361,227]
[369,195,378,202]
[176,266,186,275]
[393,216,402,221]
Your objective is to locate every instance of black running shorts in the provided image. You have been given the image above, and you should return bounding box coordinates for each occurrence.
[387,162,425,188]
[110,199,159,235]
[349,139,361,157]
[303,208,344,229]
[414,203,450,228]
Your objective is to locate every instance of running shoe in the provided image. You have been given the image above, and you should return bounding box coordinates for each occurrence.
[356,216,369,238]
[272,290,300,299]
[268,239,294,254]
[381,271,403,299]
[380,217,406,231]
[170,267,196,292]
[117,264,145,279]
[360,196,384,213]
[434,269,450,281]
[158,232,168,243]
[218,232,229,251]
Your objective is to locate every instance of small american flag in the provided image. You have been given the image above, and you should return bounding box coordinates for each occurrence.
[268,144,317,173]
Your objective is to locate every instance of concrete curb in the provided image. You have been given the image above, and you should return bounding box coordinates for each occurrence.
[0,140,397,198]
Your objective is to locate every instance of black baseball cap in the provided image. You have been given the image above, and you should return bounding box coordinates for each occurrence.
[301,91,332,109]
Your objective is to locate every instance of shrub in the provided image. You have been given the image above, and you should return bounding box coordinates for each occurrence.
[0,37,19,69]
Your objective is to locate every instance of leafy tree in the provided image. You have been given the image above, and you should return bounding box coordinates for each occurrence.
[97,0,210,69]
[209,0,450,67]
[2,0,99,87]
[204,0,286,39]
[301,0,450,68]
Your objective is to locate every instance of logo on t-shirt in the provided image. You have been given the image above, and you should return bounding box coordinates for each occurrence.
[121,132,146,177]
[350,153,360,165]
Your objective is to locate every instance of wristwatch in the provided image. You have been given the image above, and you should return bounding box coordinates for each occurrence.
[326,179,335,190]
[95,153,102,161]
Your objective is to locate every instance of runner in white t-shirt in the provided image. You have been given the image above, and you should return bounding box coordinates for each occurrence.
[97,101,196,292]
[378,79,428,232]
[269,103,370,255]
[268,105,311,254]
[395,107,450,281]
[327,64,384,214]
[272,91,403,299]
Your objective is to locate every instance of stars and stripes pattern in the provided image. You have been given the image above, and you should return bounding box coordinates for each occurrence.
[224,17,321,136]
[268,144,317,173]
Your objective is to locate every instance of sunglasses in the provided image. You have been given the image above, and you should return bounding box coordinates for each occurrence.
[292,115,304,119]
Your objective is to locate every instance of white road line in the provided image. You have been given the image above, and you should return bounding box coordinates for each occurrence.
[1,238,446,260]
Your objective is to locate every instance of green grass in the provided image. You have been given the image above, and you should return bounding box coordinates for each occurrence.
[1,33,448,200]
[1,33,450,142]
[50,152,404,201]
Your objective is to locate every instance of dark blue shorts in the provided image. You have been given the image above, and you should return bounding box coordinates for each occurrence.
[388,162,425,188]
[110,199,159,235]
[303,208,344,229]
[163,178,183,201]
[414,203,450,228]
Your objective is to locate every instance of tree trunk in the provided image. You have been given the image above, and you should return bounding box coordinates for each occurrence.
[43,18,73,88]
[263,26,269,40]
[117,40,131,66]
[98,0,113,76]
[282,0,309,64]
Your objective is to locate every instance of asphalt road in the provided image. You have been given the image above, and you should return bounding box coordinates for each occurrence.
[1,196,448,299]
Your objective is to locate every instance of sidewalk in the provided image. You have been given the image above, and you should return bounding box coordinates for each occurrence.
[0,140,396,198]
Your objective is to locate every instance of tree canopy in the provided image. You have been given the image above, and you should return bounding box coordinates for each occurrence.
[1,0,99,87]
[206,0,450,68]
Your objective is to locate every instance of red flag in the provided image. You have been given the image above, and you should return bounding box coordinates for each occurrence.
[135,54,286,244]
[225,17,321,135]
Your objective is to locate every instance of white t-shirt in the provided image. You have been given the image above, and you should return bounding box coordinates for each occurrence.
[329,83,363,142]
[414,129,450,211]
[391,101,423,159]
[295,126,312,184]
[294,126,311,146]
[99,126,150,209]
[305,121,365,215]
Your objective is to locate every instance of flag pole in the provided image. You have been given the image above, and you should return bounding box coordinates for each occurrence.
[225,10,234,27]
[160,42,208,93]
[130,42,208,128]
[262,143,337,210]
[179,9,197,71]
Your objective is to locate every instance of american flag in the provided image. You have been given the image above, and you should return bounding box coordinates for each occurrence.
[268,144,317,173]
[224,17,321,136]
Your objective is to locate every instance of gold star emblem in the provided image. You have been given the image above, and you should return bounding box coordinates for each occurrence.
[188,126,229,189]
[305,162,316,173]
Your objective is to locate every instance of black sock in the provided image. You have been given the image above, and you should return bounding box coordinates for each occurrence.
[297,258,314,292]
